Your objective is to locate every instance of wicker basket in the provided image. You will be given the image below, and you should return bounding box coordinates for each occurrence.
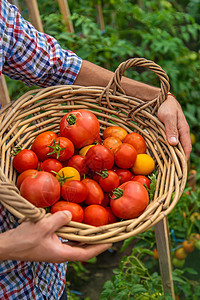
[0,58,187,244]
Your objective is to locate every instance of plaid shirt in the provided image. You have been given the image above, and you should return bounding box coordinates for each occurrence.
[0,0,82,299]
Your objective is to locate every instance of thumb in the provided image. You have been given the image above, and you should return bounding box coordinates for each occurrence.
[46,210,72,232]
[165,120,179,146]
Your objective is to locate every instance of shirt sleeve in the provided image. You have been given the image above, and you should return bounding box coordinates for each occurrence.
[0,0,82,87]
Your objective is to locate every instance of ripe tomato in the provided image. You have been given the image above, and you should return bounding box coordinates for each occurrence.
[101,193,110,207]
[20,171,60,208]
[105,207,119,224]
[60,109,100,149]
[82,178,104,205]
[13,149,38,173]
[16,169,38,189]
[56,167,80,185]
[67,155,89,177]
[31,131,58,161]
[98,170,120,193]
[41,158,63,175]
[175,247,188,260]
[132,175,151,189]
[132,154,155,175]
[49,137,74,162]
[123,132,146,154]
[114,143,137,169]
[110,181,149,219]
[61,180,88,203]
[182,240,195,253]
[103,126,128,141]
[153,248,159,260]
[103,136,122,153]
[85,145,114,172]
[83,205,108,226]
[51,201,84,223]
[115,169,132,184]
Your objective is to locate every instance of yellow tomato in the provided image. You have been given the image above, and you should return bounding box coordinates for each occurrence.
[190,133,196,145]
[79,145,95,157]
[132,154,155,175]
[56,167,80,184]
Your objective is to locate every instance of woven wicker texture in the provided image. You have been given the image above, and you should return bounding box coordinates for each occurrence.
[0,58,187,243]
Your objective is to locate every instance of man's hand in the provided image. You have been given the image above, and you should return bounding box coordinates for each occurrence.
[158,94,192,160]
[0,211,112,263]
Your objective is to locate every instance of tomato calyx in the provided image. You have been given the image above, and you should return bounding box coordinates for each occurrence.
[47,139,66,159]
[52,170,74,185]
[67,113,77,125]
[112,187,124,199]
[96,170,109,178]
[11,146,22,156]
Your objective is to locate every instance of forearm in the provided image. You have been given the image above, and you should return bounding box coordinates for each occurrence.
[74,60,160,101]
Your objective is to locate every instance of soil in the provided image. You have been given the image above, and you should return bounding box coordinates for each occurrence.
[68,241,135,300]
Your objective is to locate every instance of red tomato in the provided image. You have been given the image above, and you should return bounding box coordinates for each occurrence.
[114,143,137,169]
[67,155,89,177]
[98,170,120,193]
[115,169,132,184]
[20,171,60,208]
[13,149,39,173]
[82,178,104,205]
[41,158,63,175]
[49,137,74,162]
[16,169,38,189]
[83,205,108,226]
[132,175,151,189]
[123,132,147,154]
[105,207,119,224]
[61,180,88,203]
[31,131,58,161]
[110,181,149,219]
[101,193,110,207]
[60,109,100,149]
[51,201,84,223]
[85,145,114,172]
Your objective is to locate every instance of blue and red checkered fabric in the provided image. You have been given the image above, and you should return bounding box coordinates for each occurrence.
[0,0,82,298]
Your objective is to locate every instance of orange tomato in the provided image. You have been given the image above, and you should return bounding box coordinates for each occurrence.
[182,240,195,253]
[123,132,147,154]
[131,154,155,175]
[103,136,122,153]
[103,126,128,141]
[175,247,188,260]
[153,248,159,260]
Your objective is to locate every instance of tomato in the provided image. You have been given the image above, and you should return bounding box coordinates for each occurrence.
[83,205,108,226]
[56,167,80,185]
[190,212,200,223]
[175,247,188,260]
[85,145,114,172]
[61,180,88,203]
[67,155,89,177]
[153,248,159,260]
[189,233,200,244]
[60,109,100,149]
[79,145,95,157]
[123,132,146,154]
[51,201,84,223]
[41,158,63,175]
[105,207,119,224]
[82,178,104,205]
[132,154,155,175]
[49,137,74,162]
[182,240,195,253]
[98,170,120,193]
[103,136,122,153]
[132,175,151,189]
[13,149,38,173]
[172,257,185,268]
[110,181,149,219]
[20,171,60,208]
[103,126,128,141]
[101,193,110,207]
[31,131,58,161]
[115,169,132,184]
[16,169,38,189]
[114,143,137,169]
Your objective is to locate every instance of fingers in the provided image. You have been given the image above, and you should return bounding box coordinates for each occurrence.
[44,210,72,232]
[60,243,112,262]
[177,111,192,160]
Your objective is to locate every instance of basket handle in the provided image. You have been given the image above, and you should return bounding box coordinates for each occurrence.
[103,57,170,108]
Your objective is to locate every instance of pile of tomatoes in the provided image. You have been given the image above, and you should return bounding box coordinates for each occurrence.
[13,109,156,227]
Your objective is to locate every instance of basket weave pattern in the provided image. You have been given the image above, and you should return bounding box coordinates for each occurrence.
[0,58,187,243]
